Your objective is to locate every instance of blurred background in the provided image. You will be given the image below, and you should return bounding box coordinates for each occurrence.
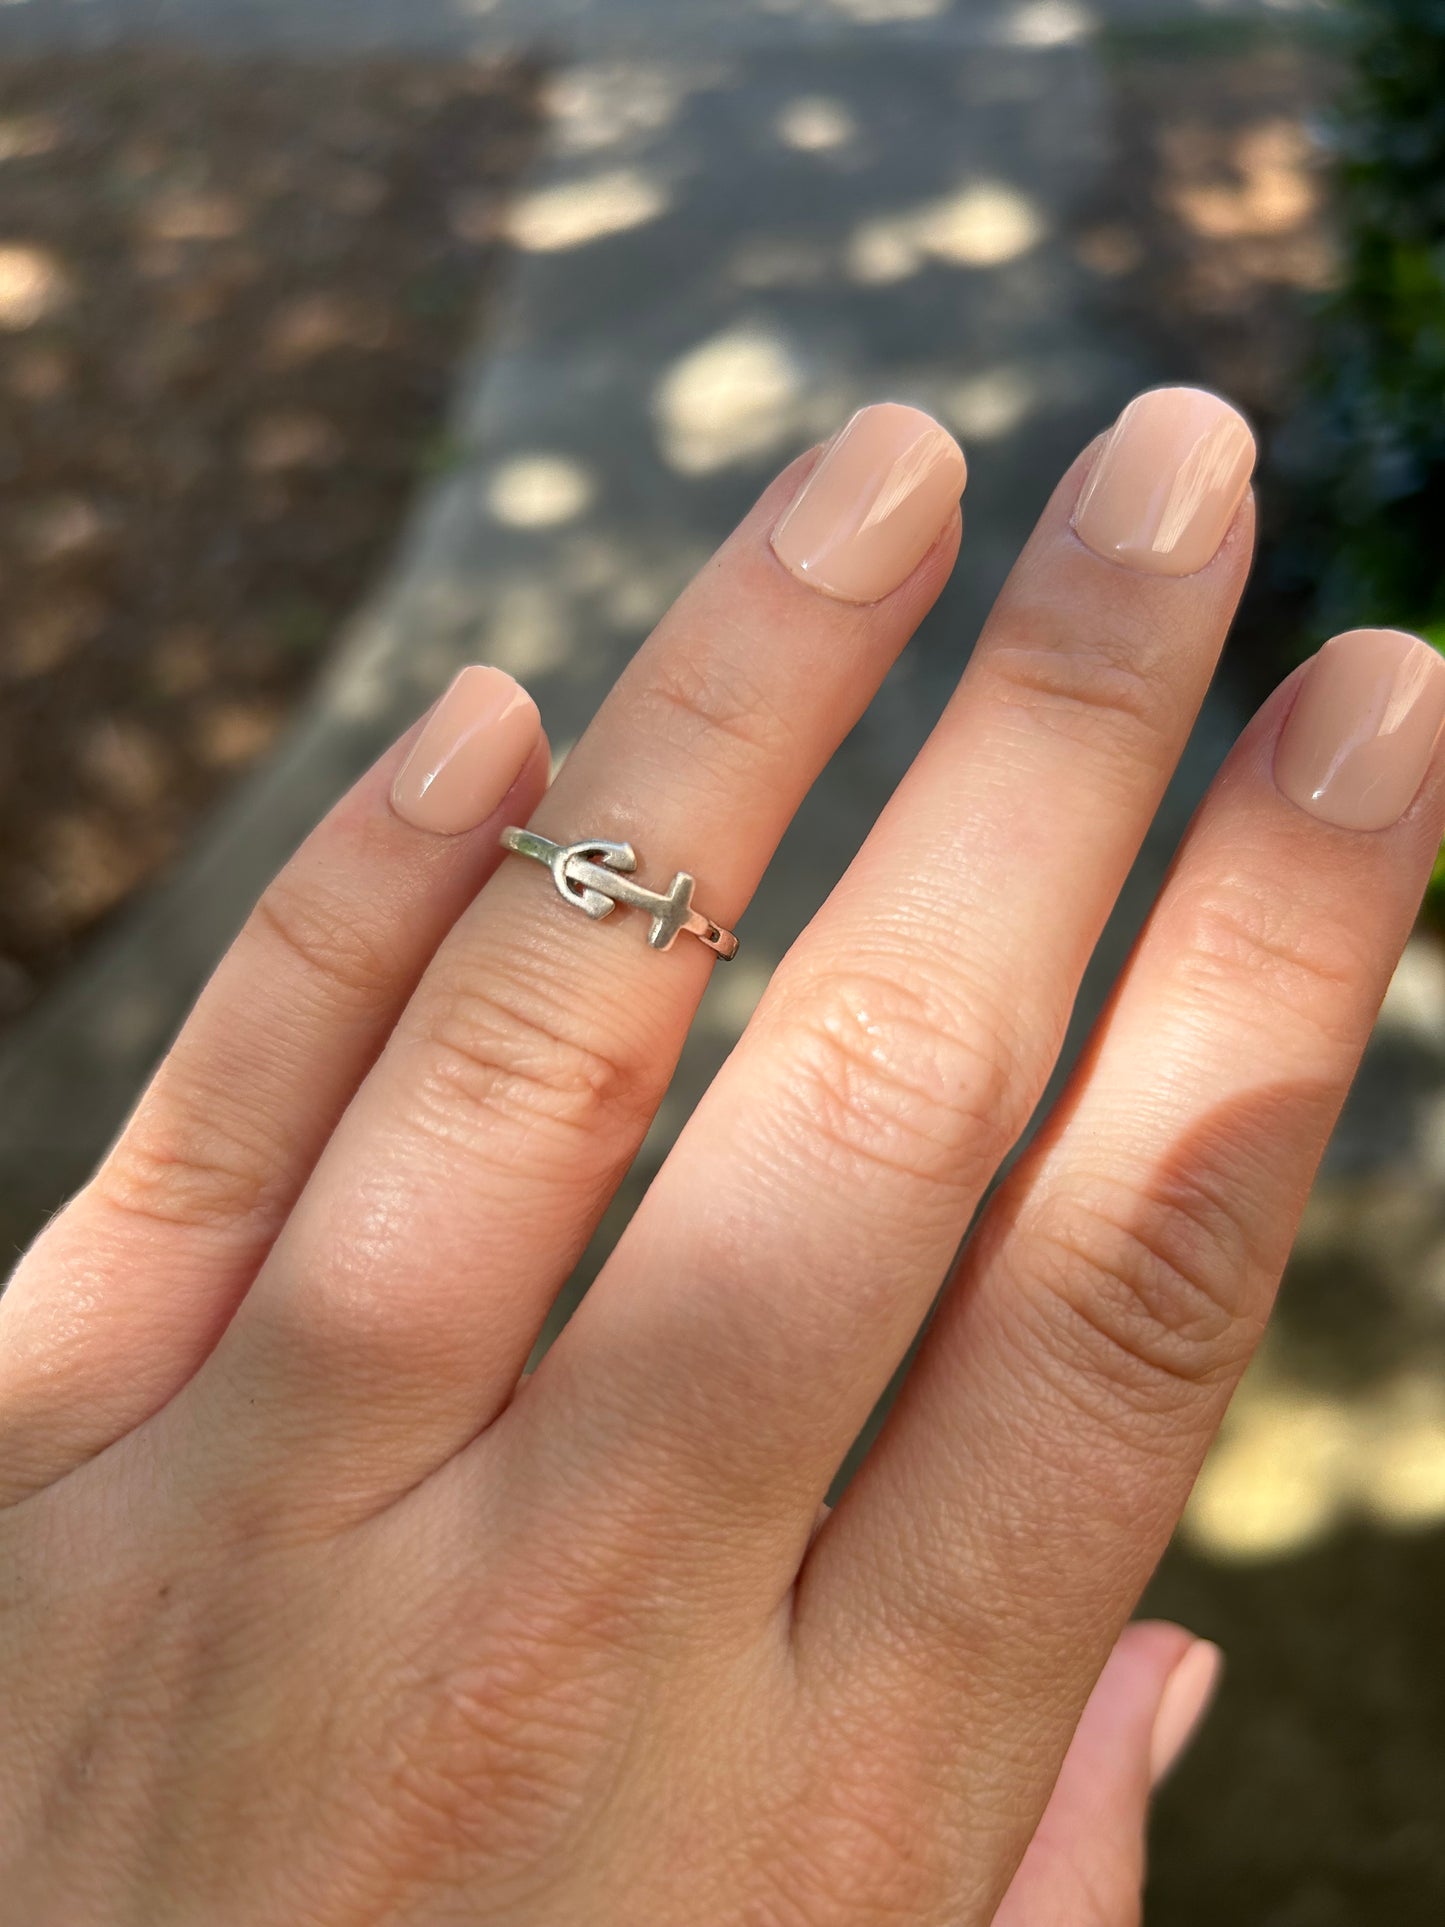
[0,0,1442,1916]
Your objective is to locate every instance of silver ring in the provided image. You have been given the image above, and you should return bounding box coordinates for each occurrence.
[500,827,739,960]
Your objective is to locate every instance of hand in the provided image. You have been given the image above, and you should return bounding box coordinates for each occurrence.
[4,392,1440,1925]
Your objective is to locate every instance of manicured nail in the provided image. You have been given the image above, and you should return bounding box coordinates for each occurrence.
[1149,1639,1223,1787]
[770,402,967,604]
[391,665,540,835]
[1275,628,1445,832]
[1072,386,1255,577]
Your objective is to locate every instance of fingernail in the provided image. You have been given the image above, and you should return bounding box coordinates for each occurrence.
[1149,1639,1223,1786]
[770,402,967,604]
[1072,386,1255,577]
[391,665,540,835]
[1274,628,1445,832]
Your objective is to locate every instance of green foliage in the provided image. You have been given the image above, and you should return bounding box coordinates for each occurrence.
[1303,2,1445,629]
[1297,2,1445,915]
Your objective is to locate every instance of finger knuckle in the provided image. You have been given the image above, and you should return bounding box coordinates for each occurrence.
[632,642,794,770]
[1169,874,1366,1039]
[765,1719,960,1925]
[380,1570,642,1878]
[768,1820,940,1926]
[760,963,1031,1201]
[96,1100,276,1235]
[386,1653,604,1865]
[1022,1170,1260,1412]
[250,869,402,1006]
[414,963,655,1149]
[982,611,1173,763]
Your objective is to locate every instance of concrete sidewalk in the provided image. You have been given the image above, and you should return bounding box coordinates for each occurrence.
[0,0,1333,57]
[0,0,1246,1229]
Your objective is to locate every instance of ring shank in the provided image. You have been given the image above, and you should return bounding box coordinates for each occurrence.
[501,827,738,961]
[684,912,740,961]
[499,826,560,867]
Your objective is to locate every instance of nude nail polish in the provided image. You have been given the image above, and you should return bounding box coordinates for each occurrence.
[391,666,540,835]
[770,402,967,604]
[1274,628,1445,832]
[1072,387,1256,577]
[1149,1640,1223,1786]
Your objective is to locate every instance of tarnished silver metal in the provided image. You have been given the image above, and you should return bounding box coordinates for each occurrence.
[500,827,739,960]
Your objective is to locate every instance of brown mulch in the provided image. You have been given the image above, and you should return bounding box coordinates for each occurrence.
[0,46,547,1025]
[1080,35,1345,695]
[1083,39,1342,426]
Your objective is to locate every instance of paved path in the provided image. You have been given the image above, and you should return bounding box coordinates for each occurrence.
[0,0,1244,1232]
[0,0,1332,56]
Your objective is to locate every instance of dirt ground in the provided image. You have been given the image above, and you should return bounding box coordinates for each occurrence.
[1082,33,1345,688]
[1088,37,1340,428]
[0,46,547,1029]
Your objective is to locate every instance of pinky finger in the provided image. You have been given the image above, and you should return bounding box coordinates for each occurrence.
[0,667,545,1504]
[992,1623,1221,1927]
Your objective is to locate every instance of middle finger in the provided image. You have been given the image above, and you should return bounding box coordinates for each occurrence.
[525,386,1256,1576]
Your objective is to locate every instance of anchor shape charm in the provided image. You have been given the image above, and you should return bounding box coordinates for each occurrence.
[500,828,739,960]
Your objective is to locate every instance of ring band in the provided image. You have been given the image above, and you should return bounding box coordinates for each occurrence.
[500,827,739,960]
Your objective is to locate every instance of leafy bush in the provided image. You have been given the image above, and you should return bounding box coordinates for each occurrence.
[1289,0,1445,911]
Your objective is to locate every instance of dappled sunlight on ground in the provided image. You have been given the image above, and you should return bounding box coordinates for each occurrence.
[485,451,597,527]
[1168,116,1320,242]
[0,237,65,326]
[940,364,1040,441]
[653,324,809,474]
[847,179,1050,281]
[1005,0,1097,46]
[504,163,669,249]
[774,93,860,154]
[699,950,778,1037]
[0,17,1352,1140]
[0,45,547,1021]
[477,575,577,677]
[545,60,696,153]
[1078,35,1339,417]
[759,0,953,23]
[1379,935,1445,1051]
[729,231,836,290]
[1132,927,1444,1768]
[1187,1351,1445,1561]
[1178,929,1445,1567]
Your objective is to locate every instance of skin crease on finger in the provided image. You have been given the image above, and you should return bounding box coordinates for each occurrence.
[512,387,1260,1576]
[2,406,979,1925]
[128,411,967,1525]
[0,721,555,1509]
[2,393,1441,1927]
